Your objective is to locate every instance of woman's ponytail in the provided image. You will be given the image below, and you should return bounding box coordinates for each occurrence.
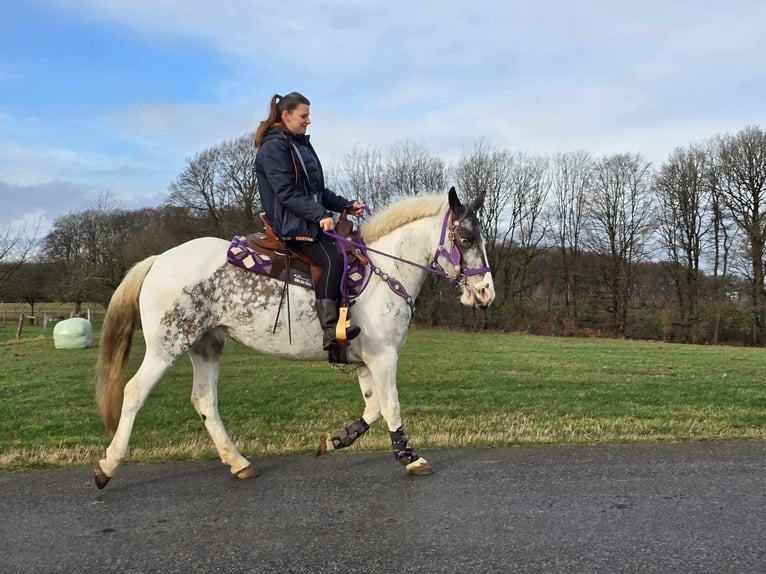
[254,94,282,149]
[254,92,311,150]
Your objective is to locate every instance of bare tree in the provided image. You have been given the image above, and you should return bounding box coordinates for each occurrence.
[716,126,766,344]
[43,210,103,311]
[504,153,551,306]
[705,143,737,343]
[337,144,388,210]
[0,219,40,289]
[455,141,514,265]
[550,151,593,327]
[2,262,54,314]
[655,144,711,341]
[453,141,516,327]
[217,133,261,232]
[383,141,446,200]
[42,195,167,308]
[584,153,656,337]
[168,147,225,234]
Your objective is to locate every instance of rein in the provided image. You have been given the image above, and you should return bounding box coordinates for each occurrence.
[324,208,490,310]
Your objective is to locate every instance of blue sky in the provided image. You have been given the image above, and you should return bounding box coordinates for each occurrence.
[2,0,765,234]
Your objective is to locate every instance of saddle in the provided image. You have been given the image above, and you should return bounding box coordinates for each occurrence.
[246,213,324,288]
[243,211,368,290]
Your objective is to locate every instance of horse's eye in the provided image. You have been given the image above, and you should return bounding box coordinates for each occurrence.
[458,235,473,247]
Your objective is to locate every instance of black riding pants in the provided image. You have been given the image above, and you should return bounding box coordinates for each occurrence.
[286,233,343,300]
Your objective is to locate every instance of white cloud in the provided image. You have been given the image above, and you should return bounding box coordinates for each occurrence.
[7,0,765,228]
[0,180,94,224]
[0,178,166,235]
[56,0,763,156]
[101,100,258,154]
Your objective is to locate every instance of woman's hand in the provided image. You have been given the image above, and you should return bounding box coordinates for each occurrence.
[347,202,365,217]
[319,217,335,231]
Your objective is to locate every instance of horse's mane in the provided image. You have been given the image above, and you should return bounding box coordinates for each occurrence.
[361,195,447,243]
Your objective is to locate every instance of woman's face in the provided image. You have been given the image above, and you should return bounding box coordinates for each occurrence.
[282,104,311,135]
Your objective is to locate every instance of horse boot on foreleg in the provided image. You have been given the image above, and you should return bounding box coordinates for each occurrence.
[316,418,370,456]
[390,426,433,476]
[317,365,381,456]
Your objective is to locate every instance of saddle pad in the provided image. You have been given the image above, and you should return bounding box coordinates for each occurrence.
[227,235,274,274]
[227,235,371,297]
[227,235,314,289]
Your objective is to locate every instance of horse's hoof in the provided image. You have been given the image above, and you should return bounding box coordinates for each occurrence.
[315,434,334,457]
[406,459,433,476]
[94,465,112,489]
[232,465,258,480]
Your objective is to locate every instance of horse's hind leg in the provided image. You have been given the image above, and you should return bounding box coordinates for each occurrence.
[97,350,173,482]
[189,330,254,479]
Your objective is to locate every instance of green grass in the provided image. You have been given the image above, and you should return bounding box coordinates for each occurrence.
[2,324,766,471]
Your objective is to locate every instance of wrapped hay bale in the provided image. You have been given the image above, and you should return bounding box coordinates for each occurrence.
[53,317,93,349]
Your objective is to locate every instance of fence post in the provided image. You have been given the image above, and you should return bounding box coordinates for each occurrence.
[16,313,24,339]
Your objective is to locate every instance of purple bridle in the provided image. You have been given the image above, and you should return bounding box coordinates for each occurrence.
[431,209,492,285]
[326,207,491,310]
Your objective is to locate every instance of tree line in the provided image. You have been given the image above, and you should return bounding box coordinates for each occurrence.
[2,126,766,345]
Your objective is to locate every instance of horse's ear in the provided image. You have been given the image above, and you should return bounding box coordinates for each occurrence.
[448,186,462,215]
[472,189,486,212]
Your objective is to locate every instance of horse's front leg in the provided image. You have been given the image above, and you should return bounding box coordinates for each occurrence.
[365,352,433,476]
[316,365,380,456]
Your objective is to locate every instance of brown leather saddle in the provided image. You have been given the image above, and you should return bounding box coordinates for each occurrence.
[245,211,369,292]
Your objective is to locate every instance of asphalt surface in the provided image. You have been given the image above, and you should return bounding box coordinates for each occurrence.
[2,441,766,573]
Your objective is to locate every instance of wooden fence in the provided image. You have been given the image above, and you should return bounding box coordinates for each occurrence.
[1,309,107,339]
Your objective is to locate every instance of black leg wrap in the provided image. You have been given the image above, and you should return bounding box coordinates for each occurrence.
[328,345,350,364]
[390,426,420,465]
[330,418,370,450]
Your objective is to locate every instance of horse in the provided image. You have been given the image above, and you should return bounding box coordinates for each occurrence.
[93,187,495,489]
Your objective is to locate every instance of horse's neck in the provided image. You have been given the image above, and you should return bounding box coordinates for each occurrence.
[368,213,442,301]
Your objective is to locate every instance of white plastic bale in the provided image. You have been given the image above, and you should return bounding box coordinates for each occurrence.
[53,317,93,349]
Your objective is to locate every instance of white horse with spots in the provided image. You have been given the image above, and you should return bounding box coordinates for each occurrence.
[94,188,495,488]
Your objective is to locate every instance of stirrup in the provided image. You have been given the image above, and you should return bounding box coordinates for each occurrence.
[334,305,360,344]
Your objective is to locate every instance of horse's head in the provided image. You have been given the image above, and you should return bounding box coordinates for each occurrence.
[436,187,496,310]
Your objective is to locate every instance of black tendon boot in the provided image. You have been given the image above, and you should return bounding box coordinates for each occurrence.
[315,299,360,351]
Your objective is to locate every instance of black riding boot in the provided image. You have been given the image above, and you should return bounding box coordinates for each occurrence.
[316,299,361,350]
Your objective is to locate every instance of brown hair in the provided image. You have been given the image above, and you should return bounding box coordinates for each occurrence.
[254,92,311,149]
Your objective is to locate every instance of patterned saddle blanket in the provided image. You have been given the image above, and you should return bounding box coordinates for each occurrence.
[226,213,370,298]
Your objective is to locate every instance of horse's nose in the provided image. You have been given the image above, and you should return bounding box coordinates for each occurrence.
[477,281,495,307]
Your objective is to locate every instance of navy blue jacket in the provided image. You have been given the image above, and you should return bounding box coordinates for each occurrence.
[255,126,354,241]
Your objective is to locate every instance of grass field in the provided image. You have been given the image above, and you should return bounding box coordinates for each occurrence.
[2,323,766,471]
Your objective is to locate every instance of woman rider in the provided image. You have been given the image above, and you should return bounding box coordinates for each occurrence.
[254,92,363,351]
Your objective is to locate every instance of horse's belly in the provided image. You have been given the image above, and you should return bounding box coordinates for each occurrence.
[226,322,326,361]
[218,278,326,361]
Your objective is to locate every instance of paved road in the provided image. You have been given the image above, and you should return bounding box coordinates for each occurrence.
[2,441,766,573]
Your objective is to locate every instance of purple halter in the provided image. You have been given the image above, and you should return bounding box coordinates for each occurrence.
[326,207,491,310]
[431,209,492,286]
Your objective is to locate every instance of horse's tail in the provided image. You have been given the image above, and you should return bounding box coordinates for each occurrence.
[96,255,158,434]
